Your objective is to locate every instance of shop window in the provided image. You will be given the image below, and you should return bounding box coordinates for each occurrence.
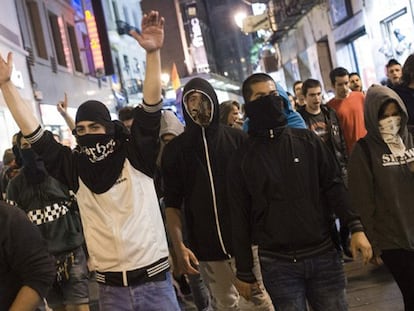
[48,12,67,67]
[379,8,414,63]
[26,1,48,59]
[67,25,83,72]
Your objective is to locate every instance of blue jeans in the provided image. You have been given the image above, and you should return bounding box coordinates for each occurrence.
[98,272,180,311]
[260,250,347,311]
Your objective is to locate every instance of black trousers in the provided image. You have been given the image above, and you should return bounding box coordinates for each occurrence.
[381,249,414,311]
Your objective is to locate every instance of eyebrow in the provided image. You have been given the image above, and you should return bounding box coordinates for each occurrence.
[76,122,101,129]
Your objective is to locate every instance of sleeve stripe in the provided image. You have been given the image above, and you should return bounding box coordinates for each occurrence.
[24,126,45,144]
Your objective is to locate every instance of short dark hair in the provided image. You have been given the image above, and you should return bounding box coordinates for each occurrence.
[349,72,360,78]
[118,106,134,122]
[302,79,321,96]
[401,53,414,86]
[329,67,349,85]
[242,73,274,103]
[293,80,303,94]
[386,58,401,69]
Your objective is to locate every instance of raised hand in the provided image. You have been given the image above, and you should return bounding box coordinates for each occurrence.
[129,11,164,53]
[0,52,13,87]
[57,93,68,115]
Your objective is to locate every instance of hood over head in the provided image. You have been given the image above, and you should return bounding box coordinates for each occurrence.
[182,78,219,129]
[160,110,184,138]
[277,82,294,113]
[364,84,409,143]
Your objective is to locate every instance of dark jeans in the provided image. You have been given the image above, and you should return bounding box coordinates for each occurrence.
[381,249,414,311]
[260,249,347,311]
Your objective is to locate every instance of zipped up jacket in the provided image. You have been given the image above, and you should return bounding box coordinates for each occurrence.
[228,126,363,282]
[162,78,247,261]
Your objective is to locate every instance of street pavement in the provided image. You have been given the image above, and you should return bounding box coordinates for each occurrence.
[345,257,403,310]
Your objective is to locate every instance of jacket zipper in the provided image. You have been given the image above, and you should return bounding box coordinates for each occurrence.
[201,127,230,258]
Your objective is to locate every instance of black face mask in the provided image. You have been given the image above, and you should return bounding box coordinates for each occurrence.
[77,134,117,163]
[245,94,287,134]
[76,134,126,194]
[19,148,47,184]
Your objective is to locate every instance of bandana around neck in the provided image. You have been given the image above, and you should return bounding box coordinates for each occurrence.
[76,134,126,194]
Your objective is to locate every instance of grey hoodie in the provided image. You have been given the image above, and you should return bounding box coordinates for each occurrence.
[159,110,185,138]
[348,84,414,256]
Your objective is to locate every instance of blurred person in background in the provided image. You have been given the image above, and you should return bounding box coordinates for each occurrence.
[219,100,243,129]
[392,54,414,134]
[386,59,403,87]
[349,72,364,93]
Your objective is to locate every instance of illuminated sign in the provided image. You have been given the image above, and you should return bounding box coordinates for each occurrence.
[85,9,104,72]
[58,16,72,71]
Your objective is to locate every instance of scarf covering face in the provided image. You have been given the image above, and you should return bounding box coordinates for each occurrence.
[75,101,125,194]
[76,134,126,194]
[378,116,406,157]
[244,94,287,137]
[20,148,48,185]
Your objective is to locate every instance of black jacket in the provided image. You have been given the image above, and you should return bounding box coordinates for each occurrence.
[162,78,247,261]
[392,84,414,133]
[227,127,363,282]
[6,173,84,254]
[0,201,55,309]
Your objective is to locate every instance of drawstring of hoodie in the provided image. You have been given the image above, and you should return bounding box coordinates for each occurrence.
[201,127,230,258]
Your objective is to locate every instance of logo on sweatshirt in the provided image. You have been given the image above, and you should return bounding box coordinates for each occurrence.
[382,147,414,166]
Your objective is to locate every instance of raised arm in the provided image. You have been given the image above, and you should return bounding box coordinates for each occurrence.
[130,10,164,105]
[57,93,75,131]
[0,52,40,135]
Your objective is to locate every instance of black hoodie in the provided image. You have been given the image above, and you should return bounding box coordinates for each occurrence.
[162,78,247,261]
[349,84,414,256]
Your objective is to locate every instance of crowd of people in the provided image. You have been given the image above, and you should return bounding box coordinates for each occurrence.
[0,9,413,311]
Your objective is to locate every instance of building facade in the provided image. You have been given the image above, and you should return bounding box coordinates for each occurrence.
[258,0,414,94]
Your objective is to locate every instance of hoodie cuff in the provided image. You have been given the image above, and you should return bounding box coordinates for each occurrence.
[140,99,163,113]
[24,126,45,144]
[348,219,365,234]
